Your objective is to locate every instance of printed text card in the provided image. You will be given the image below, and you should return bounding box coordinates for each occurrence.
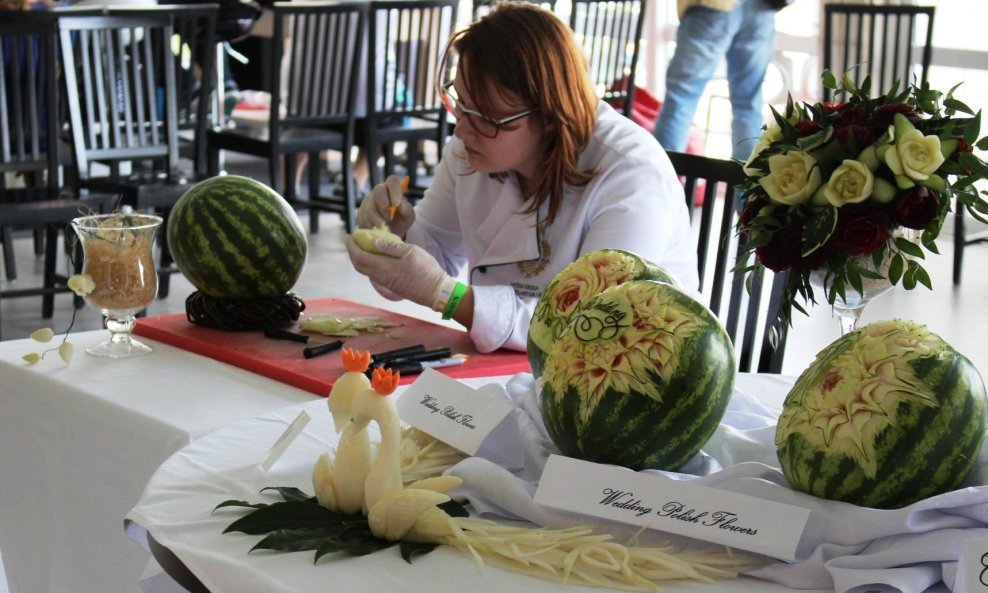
[397,368,513,455]
[534,455,809,561]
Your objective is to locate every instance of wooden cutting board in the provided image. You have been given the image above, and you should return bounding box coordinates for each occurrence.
[134,298,531,396]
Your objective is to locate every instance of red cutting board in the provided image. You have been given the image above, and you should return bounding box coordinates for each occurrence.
[134,298,531,396]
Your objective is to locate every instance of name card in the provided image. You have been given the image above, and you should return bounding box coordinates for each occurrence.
[396,368,513,455]
[959,538,988,592]
[534,455,810,561]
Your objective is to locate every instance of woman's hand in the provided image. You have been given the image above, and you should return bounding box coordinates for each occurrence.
[356,175,415,237]
[345,235,448,310]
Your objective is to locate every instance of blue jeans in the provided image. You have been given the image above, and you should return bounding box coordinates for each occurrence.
[654,0,777,162]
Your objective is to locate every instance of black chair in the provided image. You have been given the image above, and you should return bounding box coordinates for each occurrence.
[666,151,787,373]
[361,0,457,197]
[953,201,988,286]
[470,0,555,22]
[156,3,220,175]
[822,3,935,101]
[58,9,212,298]
[1,11,114,318]
[569,0,647,119]
[208,1,367,232]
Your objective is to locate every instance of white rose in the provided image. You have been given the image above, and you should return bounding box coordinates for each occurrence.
[823,159,874,206]
[758,151,822,206]
[884,128,944,181]
[742,120,784,176]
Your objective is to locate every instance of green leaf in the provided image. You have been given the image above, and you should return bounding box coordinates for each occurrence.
[439,499,470,518]
[802,207,837,257]
[338,528,397,556]
[400,541,440,563]
[894,237,925,258]
[250,527,350,553]
[260,486,315,503]
[223,501,363,535]
[903,260,920,290]
[214,499,270,512]
[822,70,837,90]
[888,254,904,285]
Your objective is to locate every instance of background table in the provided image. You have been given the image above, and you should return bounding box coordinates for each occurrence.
[0,330,314,593]
[124,374,833,593]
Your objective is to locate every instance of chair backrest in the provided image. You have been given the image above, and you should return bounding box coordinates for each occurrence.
[366,0,457,126]
[569,0,647,119]
[58,11,181,180]
[154,3,219,172]
[666,150,787,373]
[822,3,935,100]
[0,12,60,189]
[470,0,555,22]
[270,1,367,132]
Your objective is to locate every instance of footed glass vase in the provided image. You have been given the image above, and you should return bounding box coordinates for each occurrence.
[71,213,163,358]
[808,252,893,336]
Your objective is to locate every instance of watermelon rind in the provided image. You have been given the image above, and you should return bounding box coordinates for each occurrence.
[539,280,735,471]
[527,249,678,377]
[775,319,988,509]
[167,175,308,301]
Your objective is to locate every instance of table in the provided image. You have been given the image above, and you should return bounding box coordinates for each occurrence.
[123,373,833,593]
[0,330,314,593]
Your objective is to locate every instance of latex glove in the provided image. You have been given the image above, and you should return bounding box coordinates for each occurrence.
[345,235,449,310]
[356,175,415,237]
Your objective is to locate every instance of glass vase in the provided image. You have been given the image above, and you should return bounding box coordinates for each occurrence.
[808,251,893,336]
[71,213,163,358]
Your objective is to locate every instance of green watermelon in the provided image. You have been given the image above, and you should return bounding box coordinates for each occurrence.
[167,175,307,300]
[776,319,987,509]
[540,280,735,471]
[528,249,678,377]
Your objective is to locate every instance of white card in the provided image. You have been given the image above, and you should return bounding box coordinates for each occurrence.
[257,410,311,473]
[959,538,988,592]
[396,367,514,455]
[534,455,810,561]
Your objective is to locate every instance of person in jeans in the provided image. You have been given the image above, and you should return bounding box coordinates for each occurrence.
[654,0,781,163]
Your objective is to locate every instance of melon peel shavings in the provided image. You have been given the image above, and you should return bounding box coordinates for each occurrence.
[776,319,941,478]
[313,352,760,590]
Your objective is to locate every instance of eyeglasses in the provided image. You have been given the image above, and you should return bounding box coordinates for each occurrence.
[440,81,538,139]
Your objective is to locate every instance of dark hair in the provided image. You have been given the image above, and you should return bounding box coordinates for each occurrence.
[441,2,598,224]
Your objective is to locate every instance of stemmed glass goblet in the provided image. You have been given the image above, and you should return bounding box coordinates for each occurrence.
[71,213,163,358]
[808,250,894,336]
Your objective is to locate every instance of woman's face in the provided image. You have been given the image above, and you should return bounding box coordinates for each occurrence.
[451,79,547,183]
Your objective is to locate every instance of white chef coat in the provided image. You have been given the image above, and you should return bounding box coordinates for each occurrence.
[404,100,699,353]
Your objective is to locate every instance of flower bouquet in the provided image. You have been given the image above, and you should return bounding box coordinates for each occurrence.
[737,71,988,334]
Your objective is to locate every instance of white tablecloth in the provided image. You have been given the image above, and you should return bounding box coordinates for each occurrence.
[124,373,833,593]
[0,330,314,593]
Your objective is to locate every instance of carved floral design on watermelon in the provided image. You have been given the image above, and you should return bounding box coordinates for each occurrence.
[544,282,698,424]
[776,320,941,478]
[534,251,638,331]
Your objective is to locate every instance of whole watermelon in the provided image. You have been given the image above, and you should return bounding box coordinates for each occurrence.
[528,249,678,377]
[776,319,987,509]
[167,175,307,300]
[540,280,735,471]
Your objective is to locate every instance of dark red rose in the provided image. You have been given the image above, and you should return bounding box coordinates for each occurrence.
[836,205,891,256]
[756,217,802,272]
[838,106,867,126]
[740,197,765,229]
[870,103,920,134]
[795,120,823,137]
[893,186,940,230]
[795,236,838,271]
[834,124,875,151]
